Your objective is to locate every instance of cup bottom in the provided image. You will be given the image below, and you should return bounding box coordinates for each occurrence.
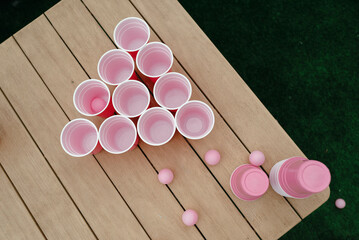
[230,164,268,201]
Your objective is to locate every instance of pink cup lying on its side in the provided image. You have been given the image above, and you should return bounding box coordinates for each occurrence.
[60,118,102,157]
[154,72,192,111]
[270,157,331,199]
[175,100,215,140]
[113,17,150,60]
[137,107,176,146]
[73,79,114,118]
[99,115,138,154]
[136,42,173,83]
[98,49,137,86]
[230,164,269,201]
[112,80,150,118]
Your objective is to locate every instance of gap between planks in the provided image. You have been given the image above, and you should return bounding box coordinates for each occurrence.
[126,0,304,221]
[1,85,99,239]
[44,1,258,238]
[81,0,301,230]
[0,161,47,239]
[11,33,152,240]
[48,0,300,238]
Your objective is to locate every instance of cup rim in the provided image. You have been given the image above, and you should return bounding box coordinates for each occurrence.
[73,79,111,117]
[98,115,137,154]
[97,49,135,86]
[113,17,150,52]
[154,72,192,111]
[112,80,150,118]
[137,107,176,146]
[136,42,174,78]
[175,100,215,140]
[230,164,268,201]
[60,118,99,158]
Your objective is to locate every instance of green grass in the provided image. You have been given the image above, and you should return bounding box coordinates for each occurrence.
[178,0,359,239]
[1,0,358,238]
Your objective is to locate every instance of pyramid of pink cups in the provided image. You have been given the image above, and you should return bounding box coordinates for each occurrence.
[60,17,333,226]
[61,16,215,158]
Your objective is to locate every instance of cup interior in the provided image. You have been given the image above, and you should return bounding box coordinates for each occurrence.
[138,108,176,146]
[154,73,191,110]
[74,80,110,116]
[113,81,150,117]
[114,17,150,51]
[176,101,214,139]
[137,43,173,78]
[61,119,98,157]
[98,50,134,85]
[99,116,137,154]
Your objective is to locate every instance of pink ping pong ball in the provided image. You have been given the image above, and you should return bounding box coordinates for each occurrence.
[182,209,198,226]
[205,149,221,165]
[158,168,174,184]
[91,97,107,112]
[249,150,265,166]
[335,198,346,209]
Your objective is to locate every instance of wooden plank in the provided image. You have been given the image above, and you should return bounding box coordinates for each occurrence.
[130,0,330,218]
[15,14,202,240]
[0,38,148,239]
[0,163,45,240]
[45,0,259,239]
[81,0,302,238]
[0,67,96,239]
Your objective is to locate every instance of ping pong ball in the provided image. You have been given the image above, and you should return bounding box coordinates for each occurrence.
[158,168,174,184]
[335,198,346,209]
[249,150,265,166]
[91,97,106,112]
[182,209,198,226]
[205,149,220,165]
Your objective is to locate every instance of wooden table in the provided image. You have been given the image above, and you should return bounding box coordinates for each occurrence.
[0,0,330,239]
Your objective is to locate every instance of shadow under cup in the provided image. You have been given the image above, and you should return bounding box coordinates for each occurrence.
[61,118,101,157]
[99,115,138,154]
[175,100,215,140]
[137,107,176,146]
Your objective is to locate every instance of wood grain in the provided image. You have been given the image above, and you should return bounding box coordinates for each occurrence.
[15,14,202,240]
[0,53,96,239]
[0,37,148,240]
[0,161,45,240]
[81,0,302,238]
[130,0,330,218]
[45,0,259,239]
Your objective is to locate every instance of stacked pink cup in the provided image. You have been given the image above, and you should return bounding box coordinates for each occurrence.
[269,157,331,198]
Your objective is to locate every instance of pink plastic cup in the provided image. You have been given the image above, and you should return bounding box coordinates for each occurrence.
[113,17,150,60]
[73,79,114,118]
[137,107,176,146]
[60,118,102,157]
[112,80,150,118]
[99,115,138,154]
[136,42,173,83]
[154,72,192,111]
[270,157,331,198]
[175,100,215,140]
[97,49,137,86]
[230,164,269,201]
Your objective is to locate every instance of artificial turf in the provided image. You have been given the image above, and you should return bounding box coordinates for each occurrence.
[1,0,358,239]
